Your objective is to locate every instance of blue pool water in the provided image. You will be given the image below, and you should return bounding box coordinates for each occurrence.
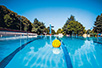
[60,36,102,68]
[0,36,68,68]
[0,36,34,62]
[0,36,102,68]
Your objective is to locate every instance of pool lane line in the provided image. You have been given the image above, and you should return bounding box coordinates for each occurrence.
[68,36,102,45]
[0,37,42,68]
[76,37,102,45]
[93,41,102,45]
[57,37,73,68]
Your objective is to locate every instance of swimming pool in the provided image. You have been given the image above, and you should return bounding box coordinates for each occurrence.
[60,36,102,68]
[0,36,102,68]
[0,36,35,62]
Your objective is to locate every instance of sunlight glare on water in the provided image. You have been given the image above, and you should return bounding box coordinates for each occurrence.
[5,36,67,68]
[60,37,102,68]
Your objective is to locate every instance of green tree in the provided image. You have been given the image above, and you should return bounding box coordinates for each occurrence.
[44,27,56,35]
[52,29,56,35]
[69,15,75,21]
[32,18,46,34]
[0,5,33,32]
[57,28,62,34]
[62,15,85,35]
[4,14,13,27]
[87,29,91,34]
[46,27,50,34]
[94,13,102,33]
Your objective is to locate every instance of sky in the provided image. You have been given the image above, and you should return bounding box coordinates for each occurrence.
[0,0,102,31]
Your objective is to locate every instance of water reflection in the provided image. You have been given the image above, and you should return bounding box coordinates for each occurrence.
[70,40,101,68]
[60,37,102,68]
[5,36,67,68]
[45,36,56,45]
[52,48,61,54]
[61,37,85,54]
[22,42,66,68]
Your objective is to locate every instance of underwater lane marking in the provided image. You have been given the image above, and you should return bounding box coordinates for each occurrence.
[0,37,41,68]
[57,37,73,68]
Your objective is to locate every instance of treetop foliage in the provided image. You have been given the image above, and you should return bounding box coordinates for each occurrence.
[0,5,32,32]
[94,13,102,33]
[2,5,101,36]
[62,15,85,35]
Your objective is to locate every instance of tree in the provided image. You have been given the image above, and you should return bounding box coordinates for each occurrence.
[62,15,85,35]
[45,27,50,34]
[94,13,102,33]
[57,28,62,34]
[52,29,56,35]
[43,27,56,35]
[69,15,75,21]
[32,18,46,34]
[87,29,91,34]
[0,5,33,32]
[4,14,13,27]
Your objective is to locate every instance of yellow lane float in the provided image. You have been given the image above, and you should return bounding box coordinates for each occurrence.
[52,39,61,48]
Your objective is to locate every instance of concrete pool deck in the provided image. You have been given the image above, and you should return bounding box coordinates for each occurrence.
[0,36,37,41]
[0,31,37,37]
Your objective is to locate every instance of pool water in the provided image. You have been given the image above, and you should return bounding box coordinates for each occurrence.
[0,37,34,62]
[0,36,67,68]
[60,36,102,68]
[0,36,102,68]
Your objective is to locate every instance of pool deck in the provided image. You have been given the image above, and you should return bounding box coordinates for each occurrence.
[0,36,37,41]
